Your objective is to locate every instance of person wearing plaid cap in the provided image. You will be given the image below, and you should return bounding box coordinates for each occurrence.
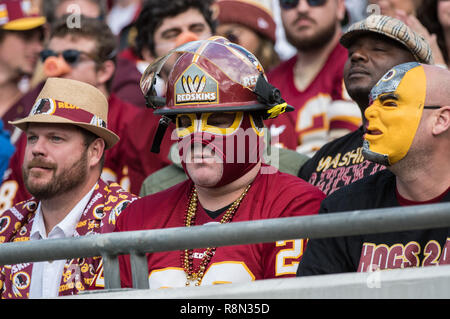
[0,77,137,299]
[298,14,434,196]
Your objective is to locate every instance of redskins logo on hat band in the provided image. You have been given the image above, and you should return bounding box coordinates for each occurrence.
[30,98,107,129]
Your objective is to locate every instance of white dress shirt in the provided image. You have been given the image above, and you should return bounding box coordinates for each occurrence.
[29,186,95,298]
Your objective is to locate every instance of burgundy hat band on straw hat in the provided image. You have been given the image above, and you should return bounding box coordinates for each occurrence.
[30,98,107,129]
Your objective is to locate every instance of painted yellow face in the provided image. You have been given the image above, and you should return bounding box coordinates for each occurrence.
[364,63,427,165]
[175,111,264,138]
[175,112,244,137]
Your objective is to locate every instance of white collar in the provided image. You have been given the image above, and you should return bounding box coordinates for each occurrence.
[30,185,96,240]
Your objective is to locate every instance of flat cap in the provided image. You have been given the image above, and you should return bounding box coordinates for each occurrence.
[340,14,434,64]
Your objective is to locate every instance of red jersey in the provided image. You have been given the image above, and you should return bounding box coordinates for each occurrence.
[99,94,141,190]
[266,43,361,156]
[116,166,325,288]
[0,94,141,211]
[111,56,147,109]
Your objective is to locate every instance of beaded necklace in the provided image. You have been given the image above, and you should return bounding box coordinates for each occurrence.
[181,184,251,286]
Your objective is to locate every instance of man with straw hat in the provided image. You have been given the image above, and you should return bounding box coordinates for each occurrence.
[0,77,137,299]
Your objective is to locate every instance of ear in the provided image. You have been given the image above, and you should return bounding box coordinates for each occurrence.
[95,60,116,87]
[336,0,347,22]
[88,138,106,169]
[432,106,450,136]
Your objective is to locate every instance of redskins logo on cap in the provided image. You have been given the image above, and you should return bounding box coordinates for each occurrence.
[0,4,8,25]
[30,98,56,116]
[174,64,218,105]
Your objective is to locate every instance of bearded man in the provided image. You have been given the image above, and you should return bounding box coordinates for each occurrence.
[0,78,137,299]
[265,0,361,156]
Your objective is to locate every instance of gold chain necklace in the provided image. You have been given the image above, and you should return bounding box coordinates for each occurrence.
[181,184,251,286]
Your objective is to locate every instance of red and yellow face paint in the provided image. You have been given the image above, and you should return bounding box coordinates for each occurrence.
[175,111,265,187]
[363,62,427,166]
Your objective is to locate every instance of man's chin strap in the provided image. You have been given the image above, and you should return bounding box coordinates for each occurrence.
[362,140,390,166]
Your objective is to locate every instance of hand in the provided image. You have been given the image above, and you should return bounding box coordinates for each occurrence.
[395,9,447,66]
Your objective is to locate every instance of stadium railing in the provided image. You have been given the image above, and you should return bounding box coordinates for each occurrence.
[1,202,450,297]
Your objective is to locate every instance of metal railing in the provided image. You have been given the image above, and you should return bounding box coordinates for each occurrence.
[0,202,450,290]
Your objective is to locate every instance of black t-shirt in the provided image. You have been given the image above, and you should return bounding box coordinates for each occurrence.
[297,170,450,276]
[298,126,385,195]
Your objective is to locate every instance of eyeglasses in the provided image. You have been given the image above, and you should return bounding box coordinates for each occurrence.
[39,49,98,65]
[424,106,442,109]
[279,0,327,10]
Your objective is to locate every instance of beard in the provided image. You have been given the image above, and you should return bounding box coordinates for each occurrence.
[285,16,338,52]
[23,148,89,200]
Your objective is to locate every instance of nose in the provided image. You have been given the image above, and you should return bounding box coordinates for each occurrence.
[364,102,379,121]
[296,0,311,12]
[43,55,72,77]
[350,47,369,63]
[27,136,48,158]
[175,31,199,47]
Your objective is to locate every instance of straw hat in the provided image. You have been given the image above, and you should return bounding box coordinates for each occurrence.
[10,77,119,149]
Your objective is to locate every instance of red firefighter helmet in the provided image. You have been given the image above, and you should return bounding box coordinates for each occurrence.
[140,36,292,153]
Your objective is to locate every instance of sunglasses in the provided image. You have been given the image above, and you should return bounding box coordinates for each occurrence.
[279,0,327,10]
[39,49,97,65]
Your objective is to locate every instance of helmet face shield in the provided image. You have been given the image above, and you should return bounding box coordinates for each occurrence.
[140,40,206,101]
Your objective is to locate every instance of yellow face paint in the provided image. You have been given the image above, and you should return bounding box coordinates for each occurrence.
[201,112,243,136]
[175,112,244,138]
[364,62,426,165]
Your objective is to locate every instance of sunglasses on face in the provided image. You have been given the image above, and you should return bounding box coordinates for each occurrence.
[39,49,97,65]
[279,0,327,10]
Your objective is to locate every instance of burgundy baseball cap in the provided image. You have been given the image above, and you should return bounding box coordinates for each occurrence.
[0,0,46,31]
[216,0,276,44]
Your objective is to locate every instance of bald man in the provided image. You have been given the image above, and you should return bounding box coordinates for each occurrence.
[297,63,450,275]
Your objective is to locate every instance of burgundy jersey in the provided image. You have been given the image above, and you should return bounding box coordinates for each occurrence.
[266,43,361,156]
[0,94,141,211]
[116,166,325,288]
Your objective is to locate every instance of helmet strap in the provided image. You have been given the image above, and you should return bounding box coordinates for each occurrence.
[151,115,172,153]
